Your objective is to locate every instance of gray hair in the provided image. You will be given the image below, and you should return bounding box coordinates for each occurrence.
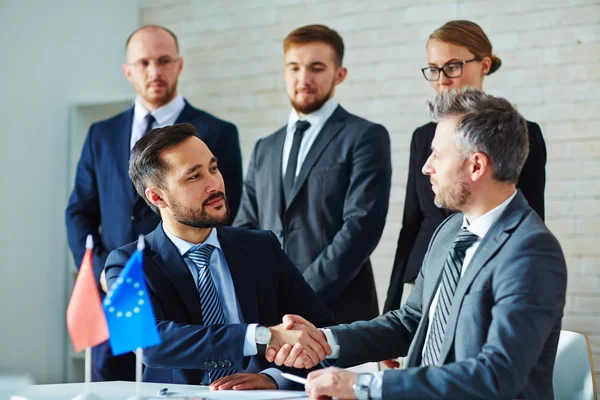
[427,87,529,183]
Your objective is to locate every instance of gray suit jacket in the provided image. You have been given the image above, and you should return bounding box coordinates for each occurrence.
[234,105,392,323]
[330,191,567,399]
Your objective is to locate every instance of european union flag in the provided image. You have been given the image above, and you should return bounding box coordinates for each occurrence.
[103,243,161,355]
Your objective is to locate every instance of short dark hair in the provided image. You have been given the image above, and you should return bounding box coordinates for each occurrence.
[284,24,345,66]
[125,24,179,53]
[129,123,199,214]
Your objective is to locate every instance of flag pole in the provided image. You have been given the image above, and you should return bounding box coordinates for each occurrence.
[84,347,92,393]
[133,236,145,400]
[71,234,104,400]
[136,347,143,398]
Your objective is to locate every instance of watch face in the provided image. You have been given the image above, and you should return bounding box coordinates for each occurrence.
[256,326,271,344]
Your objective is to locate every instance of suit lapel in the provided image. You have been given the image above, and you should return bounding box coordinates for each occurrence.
[149,224,204,324]
[270,127,287,220]
[285,106,348,209]
[216,228,259,323]
[116,107,138,204]
[438,193,530,363]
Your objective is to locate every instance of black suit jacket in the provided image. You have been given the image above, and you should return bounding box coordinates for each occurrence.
[66,100,243,281]
[104,224,335,388]
[234,105,392,323]
[383,120,546,312]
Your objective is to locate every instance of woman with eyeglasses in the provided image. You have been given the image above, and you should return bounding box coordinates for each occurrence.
[383,20,547,314]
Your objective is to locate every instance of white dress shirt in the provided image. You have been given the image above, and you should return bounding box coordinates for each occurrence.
[130,94,185,150]
[281,98,338,178]
[324,190,518,399]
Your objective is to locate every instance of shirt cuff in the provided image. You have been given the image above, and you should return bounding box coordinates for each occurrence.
[369,371,384,399]
[260,368,286,390]
[244,323,258,356]
[319,328,340,359]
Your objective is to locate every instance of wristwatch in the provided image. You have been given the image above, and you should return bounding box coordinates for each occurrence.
[353,373,374,400]
[255,325,272,356]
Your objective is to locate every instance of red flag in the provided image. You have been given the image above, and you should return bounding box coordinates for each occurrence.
[66,237,109,352]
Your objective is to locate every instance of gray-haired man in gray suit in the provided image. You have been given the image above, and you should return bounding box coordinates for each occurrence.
[270,88,567,400]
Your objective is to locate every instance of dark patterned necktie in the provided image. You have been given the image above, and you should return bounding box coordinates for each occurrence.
[283,120,311,204]
[187,244,236,382]
[421,229,479,366]
[142,113,156,137]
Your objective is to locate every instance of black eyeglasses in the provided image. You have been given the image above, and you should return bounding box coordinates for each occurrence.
[421,57,483,81]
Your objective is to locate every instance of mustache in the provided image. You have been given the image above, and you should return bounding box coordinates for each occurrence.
[202,192,225,207]
[147,79,166,86]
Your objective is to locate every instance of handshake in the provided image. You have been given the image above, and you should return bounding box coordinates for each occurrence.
[265,314,332,369]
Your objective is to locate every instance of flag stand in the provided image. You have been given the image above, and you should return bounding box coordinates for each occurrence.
[72,347,102,400]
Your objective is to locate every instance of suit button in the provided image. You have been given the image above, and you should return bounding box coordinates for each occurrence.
[217,361,225,368]
[224,360,232,367]
[130,215,136,221]
[204,362,211,368]
[210,361,218,369]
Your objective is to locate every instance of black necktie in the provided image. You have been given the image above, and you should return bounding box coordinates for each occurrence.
[283,120,311,204]
[421,228,479,366]
[143,113,156,137]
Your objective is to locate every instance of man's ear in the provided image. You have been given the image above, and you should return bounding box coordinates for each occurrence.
[335,66,348,86]
[145,187,168,209]
[469,152,489,182]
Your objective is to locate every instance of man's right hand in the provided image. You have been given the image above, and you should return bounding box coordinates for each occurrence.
[266,315,331,369]
[99,269,107,293]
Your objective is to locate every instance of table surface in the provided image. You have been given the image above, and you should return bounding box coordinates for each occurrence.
[14,381,309,400]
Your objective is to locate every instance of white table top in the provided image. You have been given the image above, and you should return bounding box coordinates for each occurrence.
[13,381,309,400]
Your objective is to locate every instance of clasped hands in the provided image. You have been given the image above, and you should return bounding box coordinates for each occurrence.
[266,314,331,369]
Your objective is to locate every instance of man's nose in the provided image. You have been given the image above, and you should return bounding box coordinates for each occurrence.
[422,155,433,176]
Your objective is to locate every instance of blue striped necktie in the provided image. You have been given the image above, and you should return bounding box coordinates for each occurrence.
[421,228,479,367]
[187,244,236,382]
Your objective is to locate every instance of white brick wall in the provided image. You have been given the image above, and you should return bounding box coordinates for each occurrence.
[141,0,600,391]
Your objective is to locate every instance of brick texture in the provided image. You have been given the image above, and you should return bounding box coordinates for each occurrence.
[141,0,600,391]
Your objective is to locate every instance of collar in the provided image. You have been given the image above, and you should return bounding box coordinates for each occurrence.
[134,94,185,125]
[287,98,338,131]
[162,225,222,256]
[462,190,518,238]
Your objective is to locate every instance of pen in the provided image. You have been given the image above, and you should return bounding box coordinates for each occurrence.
[281,372,308,385]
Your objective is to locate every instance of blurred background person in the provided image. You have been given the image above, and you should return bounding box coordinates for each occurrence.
[384,20,547,314]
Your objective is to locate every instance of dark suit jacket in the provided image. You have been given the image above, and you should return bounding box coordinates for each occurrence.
[66,100,242,282]
[104,224,335,388]
[234,105,392,323]
[330,191,566,399]
[384,121,546,312]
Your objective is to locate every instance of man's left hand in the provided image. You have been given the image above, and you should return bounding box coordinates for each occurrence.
[305,367,357,400]
[209,373,277,391]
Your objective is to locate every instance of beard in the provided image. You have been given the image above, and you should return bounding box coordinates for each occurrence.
[290,81,335,115]
[433,174,471,212]
[144,77,178,108]
[170,191,230,228]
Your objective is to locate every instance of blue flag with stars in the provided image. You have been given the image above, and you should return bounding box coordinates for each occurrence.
[103,247,161,355]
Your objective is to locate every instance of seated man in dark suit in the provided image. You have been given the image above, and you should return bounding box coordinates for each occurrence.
[104,123,335,390]
[269,88,567,400]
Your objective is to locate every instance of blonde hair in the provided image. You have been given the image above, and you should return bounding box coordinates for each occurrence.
[429,20,501,75]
